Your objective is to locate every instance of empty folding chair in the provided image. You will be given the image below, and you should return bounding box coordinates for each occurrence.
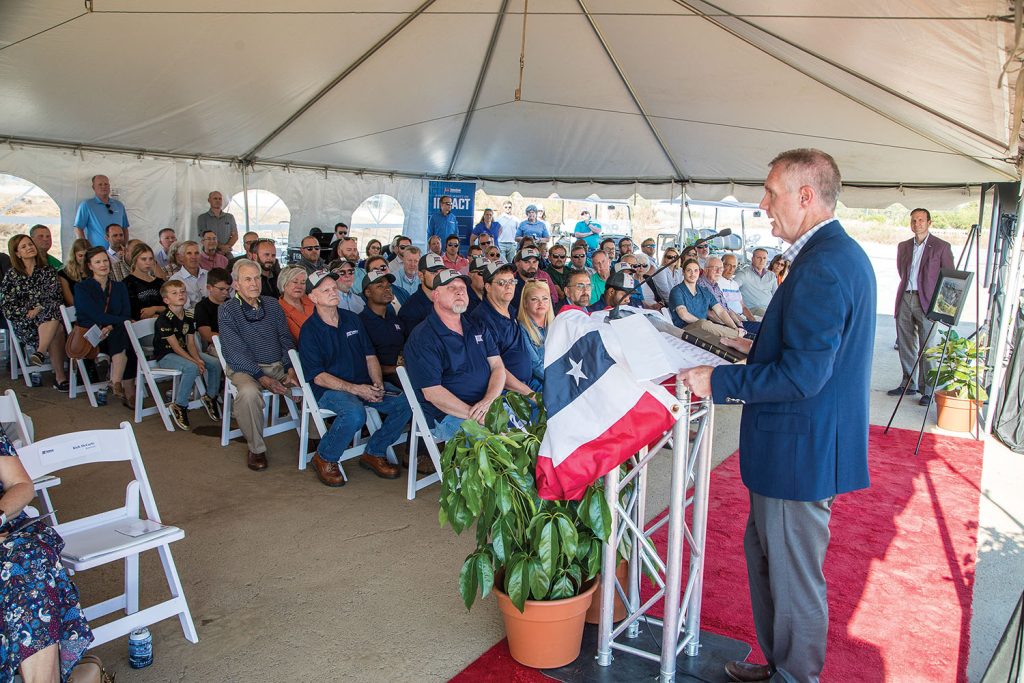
[7,320,53,388]
[125,318,206,432]
[60,304,109,406]
[396,366,443,500]
[211,335,299,447]
[16,422,198,648]
[0,388,60,519]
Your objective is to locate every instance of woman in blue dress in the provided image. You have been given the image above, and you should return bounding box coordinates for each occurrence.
[0,426,92,682]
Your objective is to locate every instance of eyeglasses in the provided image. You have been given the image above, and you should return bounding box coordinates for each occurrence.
[492,278,516,287]
[571,253,586,259]
[238,296,267,323]
[211,285,231,294]
[550,254,567,259]
[301,246,319,251]
[369,264,388,273]
[696,245,709,251]
[335,269,355,276]
[569,282,592,290]
[103,203,114,215]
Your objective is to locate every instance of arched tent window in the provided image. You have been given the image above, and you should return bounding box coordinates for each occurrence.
[227,189,290,258]
[351,194,405,255]
[0,174,62,261]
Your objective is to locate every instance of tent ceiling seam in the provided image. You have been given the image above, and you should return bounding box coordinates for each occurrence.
[0,11,89,53]
[240,0,440,162]
[576,0,687,180]
[446,0,511,177]
[670,0,1019,182]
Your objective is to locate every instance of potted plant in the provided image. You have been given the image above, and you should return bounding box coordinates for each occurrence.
[438,392,613,669]
[924,329,989,432]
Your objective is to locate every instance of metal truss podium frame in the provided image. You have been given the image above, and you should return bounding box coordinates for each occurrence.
[596,379,714,683]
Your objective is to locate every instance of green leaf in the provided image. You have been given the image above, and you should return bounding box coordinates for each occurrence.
[529,558,551,600]
[556,515,579,560]
[587,539,602,579]
[550,574,576,600]
[495,477,513,516]
[490,518,508,563]
[459,554,479,610]
[478,444,495,487]
[506,555,531,613]
[538,519,560,576]
[586,489,609,540]
[477,552,494,599]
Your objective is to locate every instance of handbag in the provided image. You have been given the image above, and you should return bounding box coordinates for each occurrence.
[68,654,115,683]
[65,280,112,360]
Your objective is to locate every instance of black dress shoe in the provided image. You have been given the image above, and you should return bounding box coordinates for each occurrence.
[725,660,774,682]
[887,385,919,396]
[919,393,932,406]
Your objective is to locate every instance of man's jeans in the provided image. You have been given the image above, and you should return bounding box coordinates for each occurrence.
[157,352,221,407]
[317,384,411,463]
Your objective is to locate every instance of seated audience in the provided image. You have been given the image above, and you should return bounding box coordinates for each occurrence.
[228,231,260,269]
[154,280,222,430]
[471,262,538,394]
[74,247,137,406]
[296,235,325,273]
[58,238,91,307]
[734,247,777,318]
[561,268,594,311]
[442,234,469,274]
[168,240,208,309]
[485,246,502,262]
[111,238,138,282]
[364,255,406,306]
[278,266,312,342]
[385,235,412,271]
[328,259,365,314]
[254,239,281,298]
[701,256,759,335]
[599,237,617,261]
[694,242,710,267]
[122,242,167,320]
[545,244,570,297]
[391,245,421,299]
[155,227,176,269]
[358,269,406,386]
[404,269,506,443]
[720,253,758,322]
[589,250,611,304]
[1,235,69,389]
[105,224,128,279]
[199,229,230,271]
[569,242,591,274]
[397,253,445,332]
[588,270,635,311]
[468,244,484,260]
[0,426,93,681]
[195,267,231,353]
[29,224,62,269]
[218,258,299,471]
[466,256,488,313]
[641,238,657,261]
[512,247,559,311]
[334,237,367,294]
[298,270,412,487]
[651,246,683,301]
[618,237,635,256]
[613,258,645,307]
[769,253,790,285]
[517,280,552,386]
[359,239,382,269]
[669,258,744,339]
[328,222,349,252]
[427,234,442,256]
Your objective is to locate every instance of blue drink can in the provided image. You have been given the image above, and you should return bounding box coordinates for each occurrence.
[128,627,153,668]
[96,387,108,406]
[30,372,41,387]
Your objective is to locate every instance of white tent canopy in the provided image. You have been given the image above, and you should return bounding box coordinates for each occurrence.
[1,0,1021,244]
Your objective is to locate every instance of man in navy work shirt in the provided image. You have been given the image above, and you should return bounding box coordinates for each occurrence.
[427,195,460,249]
[404,269,506,443]
[471,262,538,394]
[74,174,129,248]
[358,269,406,386]
[397,252,445,333]
[218,258,299,472]
[588,270,635,312]
[466,256,489,313]
[299,270,412,488]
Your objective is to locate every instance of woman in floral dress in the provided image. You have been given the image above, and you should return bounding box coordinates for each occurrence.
[0,235,69,390]
[0,425,92,682]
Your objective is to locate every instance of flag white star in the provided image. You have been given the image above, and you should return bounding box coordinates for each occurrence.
[566,357,588,386]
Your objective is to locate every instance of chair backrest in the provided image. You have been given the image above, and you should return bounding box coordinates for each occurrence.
[16,422,163,522]
[211,334,230,374]
[126,317,157,358]
[288,349,331,434]
[60,304,76,332]
[0,389,33,445]
[396,366,437,443]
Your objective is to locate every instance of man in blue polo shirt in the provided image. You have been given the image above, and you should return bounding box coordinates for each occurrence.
[427,195,460,248]
[299,269,412,488]
[398,252,445,333]
[404,269,505,443]
[74,174,129,248]
[471,262,538,394]
[466,256,489,314]
[515,204,549,246]
[358,269,406,386]
[573,209,602,253]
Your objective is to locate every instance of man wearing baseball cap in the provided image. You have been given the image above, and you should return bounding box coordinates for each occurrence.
[397,252,445,333]
[467,256,490,313]
[404,269,506,443]
[298,269,412,487]
[471,262,538,394]
[358,268,406,387]
[512,246,560,313]
[589,269,636,312]
[515,204,550,247]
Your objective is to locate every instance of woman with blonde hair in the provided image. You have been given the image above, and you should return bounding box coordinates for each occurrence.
[58,238,91,307]
[122,242,166,320]
[517,280,553,386]
[278,266,312,342]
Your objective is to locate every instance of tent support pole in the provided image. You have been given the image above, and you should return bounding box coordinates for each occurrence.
[576,0,687,181]
[241,0,440,162]
[241,163,251,233]
[446,0,511,177]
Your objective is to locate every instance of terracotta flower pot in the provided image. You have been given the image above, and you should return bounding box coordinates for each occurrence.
[585,559,629,624]
[934,390,981,433]
[494,579,598,669]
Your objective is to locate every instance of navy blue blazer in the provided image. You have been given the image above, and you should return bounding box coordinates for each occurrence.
[711,220,876,501]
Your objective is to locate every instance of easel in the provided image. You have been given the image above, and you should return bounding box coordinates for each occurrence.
[884,223,981,454]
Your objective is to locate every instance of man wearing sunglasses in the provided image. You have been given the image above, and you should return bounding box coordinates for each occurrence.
[427,195,460,252]
[545,244,571,298]
[329,259,365,315]
[74,174,129,248]
[296,235,326,274]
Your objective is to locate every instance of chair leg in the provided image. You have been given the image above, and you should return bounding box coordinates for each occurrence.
[220,390,233,446]
[407,429,420,500]
[298,410,310,470]
[125,553,140,615]
[157,545,199,644]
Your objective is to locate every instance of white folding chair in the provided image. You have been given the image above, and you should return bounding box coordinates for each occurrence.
[7,321,53,388]
[396,366,443,500]
[16,422,198,648]
[211,335,299,446]
[125,318,205,432]
[60,305,109,406]
[0,388,60,519]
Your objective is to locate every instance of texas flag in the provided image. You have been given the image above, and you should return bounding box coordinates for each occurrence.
[537,308,682,500]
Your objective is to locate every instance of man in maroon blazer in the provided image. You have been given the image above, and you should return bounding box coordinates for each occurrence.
[891,208,954,405]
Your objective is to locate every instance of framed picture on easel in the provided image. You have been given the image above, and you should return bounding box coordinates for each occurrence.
[926,269,974,326]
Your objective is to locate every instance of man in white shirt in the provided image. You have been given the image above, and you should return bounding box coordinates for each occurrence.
[496,200,520,262]
[155,228,176,270]
[733,247,777,318]
[391,245,421,298]
[720,253,758,322]
[168,241,209,309]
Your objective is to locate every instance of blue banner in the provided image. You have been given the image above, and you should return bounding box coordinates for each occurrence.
[428,181,476,255]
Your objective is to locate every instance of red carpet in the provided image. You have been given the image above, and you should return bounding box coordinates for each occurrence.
[452,425,984,683]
